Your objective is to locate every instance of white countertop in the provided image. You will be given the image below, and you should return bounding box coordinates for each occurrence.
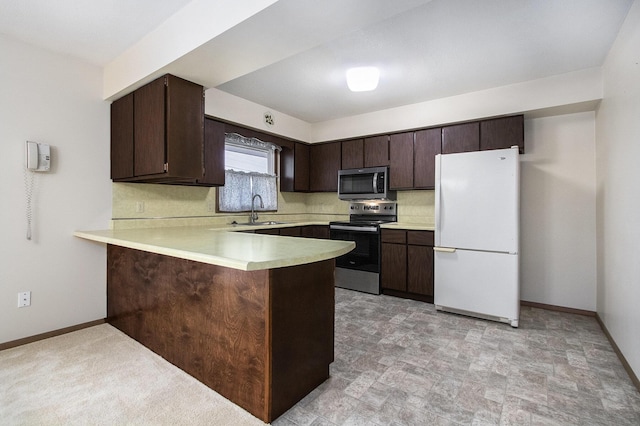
[74,225,354,271]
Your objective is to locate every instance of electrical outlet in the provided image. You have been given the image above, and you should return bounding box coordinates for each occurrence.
[18,291,31,308]
[135,201,145,213]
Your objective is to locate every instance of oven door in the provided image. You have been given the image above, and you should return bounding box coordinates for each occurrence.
[329,224,380,273]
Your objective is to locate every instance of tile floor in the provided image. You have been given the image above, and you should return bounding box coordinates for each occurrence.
[273,288,640,426]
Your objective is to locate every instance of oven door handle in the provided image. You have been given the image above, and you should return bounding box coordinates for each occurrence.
[330,225,379,233]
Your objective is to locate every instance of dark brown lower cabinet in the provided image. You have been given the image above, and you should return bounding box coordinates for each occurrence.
[107,244,335,423]
[301,225,330,239]
[381,230,407,292]
[253,225,329,238]
[254,228,281,235]
[279,226,302,237]
[381,229,434,303]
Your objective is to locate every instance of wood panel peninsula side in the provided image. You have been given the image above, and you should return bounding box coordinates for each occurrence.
[74,227,355,423]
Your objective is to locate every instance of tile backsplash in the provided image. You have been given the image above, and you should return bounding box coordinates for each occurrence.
[112,182,434,228]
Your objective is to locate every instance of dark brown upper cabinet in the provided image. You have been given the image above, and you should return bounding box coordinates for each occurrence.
[310,142,341,192]
[110,92,134,180]
[341,139,364,170]
[389,132,414,189]
[200,118,225,186]
[442,122,479,154]
[364,135,390,167]
[111,74,207,184]
[480,115,524,153]
[279,141,310,192]
[413,128,441,189]
[279,140,295,192]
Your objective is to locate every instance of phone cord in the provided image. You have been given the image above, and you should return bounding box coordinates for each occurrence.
[24,167,35,240]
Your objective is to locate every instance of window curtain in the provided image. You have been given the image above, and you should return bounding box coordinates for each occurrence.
[218,132,280,212]
[218,170,278,211]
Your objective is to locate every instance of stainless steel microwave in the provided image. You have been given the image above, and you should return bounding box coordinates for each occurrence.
[338,166,394,200]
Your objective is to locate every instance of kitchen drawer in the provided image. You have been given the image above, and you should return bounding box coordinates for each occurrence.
[280,226,302,237]
[381,229,406,244]
[407,230,434,246]
[255,228,280,235]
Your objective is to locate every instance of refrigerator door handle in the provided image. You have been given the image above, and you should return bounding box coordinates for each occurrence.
[434,247,456,253]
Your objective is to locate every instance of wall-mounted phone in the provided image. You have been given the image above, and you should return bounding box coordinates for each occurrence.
[24,140,51,240]
[26,141,51,172]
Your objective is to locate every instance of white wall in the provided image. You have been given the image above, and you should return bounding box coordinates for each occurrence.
[202,69,602,145]
[309,68,602,143]
[596,0,640,378]
[205,88,311,142]
[0,36,111,344]
[104,0,278,99]
[520,113,597,310]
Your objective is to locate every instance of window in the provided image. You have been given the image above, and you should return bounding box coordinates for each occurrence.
[218,133,280,212]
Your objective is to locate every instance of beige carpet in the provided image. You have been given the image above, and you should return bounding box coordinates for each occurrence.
[0,324,266,425]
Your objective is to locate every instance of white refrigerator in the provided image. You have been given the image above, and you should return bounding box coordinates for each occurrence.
[434,147,520,327]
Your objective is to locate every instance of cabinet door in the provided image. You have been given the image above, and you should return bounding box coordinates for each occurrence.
[381,243,407,291]
[389,132,414,189]
[310,142,341,192]
[414,128,441,189]
[134,76,166,176]
[200,118,225,186]
[341,139,364,169]
[364,135,389,167]
[480,115,524,153]
[279,140,295,192]
[294,143,310,192]
[165,75,204,180]
[442,122,479,154]
[110,93,134,180]
[407,245,434,296]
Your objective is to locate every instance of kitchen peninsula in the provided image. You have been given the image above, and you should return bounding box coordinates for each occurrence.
[74,226,354,423]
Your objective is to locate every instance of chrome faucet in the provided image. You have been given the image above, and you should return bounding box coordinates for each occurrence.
[250,194,264,224]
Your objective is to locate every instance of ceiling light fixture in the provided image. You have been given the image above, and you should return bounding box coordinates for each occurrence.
[346,66,379,92]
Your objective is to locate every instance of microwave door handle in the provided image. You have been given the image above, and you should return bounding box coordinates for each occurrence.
[373,172,378,194]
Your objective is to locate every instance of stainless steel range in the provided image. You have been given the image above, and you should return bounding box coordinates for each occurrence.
[329,200,397,294]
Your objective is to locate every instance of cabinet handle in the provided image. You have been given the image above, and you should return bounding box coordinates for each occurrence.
[433,247,456,253]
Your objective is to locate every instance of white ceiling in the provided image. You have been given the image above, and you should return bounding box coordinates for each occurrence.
[0,0,634,123]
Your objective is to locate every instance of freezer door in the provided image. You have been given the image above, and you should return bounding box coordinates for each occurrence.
[435,148,519,253]
[434,249,519,326]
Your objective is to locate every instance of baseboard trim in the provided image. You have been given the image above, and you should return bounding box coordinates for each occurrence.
[595,313,640,393]
[0,319,105,351]
[520,300,595,317]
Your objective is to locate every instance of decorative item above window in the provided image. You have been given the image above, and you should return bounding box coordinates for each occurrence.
[224,132,281,153]
[218,133,281,213]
